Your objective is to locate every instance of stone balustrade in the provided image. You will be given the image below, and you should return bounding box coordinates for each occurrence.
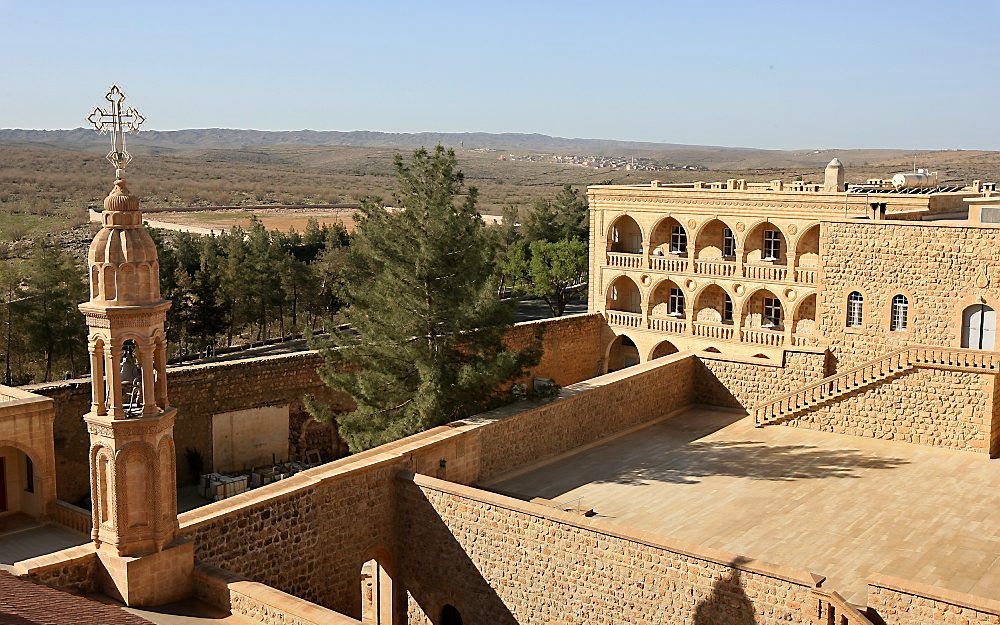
[648,316,687,334]
[744,262,789,282]
[649,254,689,273]
[741,327,785,347]
[694,258,737,277]
[606,252,644,269]
[693,321,735,341]
[605,310,643,329]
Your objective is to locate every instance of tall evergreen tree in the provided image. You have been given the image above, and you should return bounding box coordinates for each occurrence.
[21,243,87,381]
[309,146,538,451]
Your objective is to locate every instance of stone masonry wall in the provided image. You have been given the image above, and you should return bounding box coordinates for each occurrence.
[820,221,1000,370]
[868,575,1000,625]
[476,353,696,481]
[27,313,606,504]
[694,351,828,410]
[783,366,996,454]
[180,457,399,619]
[399,474,822,625]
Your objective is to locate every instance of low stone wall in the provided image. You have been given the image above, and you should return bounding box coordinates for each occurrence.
[48,499,93,536]
[399,473,824,625]
[12,544,99,594]
[175,353,698,620]
[868,575,1000,625]
[26,313,606,504]
[784,367,996,454]
[694,350,828,410]
[477,352,697,481]
[194,565,363,625]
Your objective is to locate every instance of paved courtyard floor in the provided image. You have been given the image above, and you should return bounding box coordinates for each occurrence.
[489,406,1000,604]
[0,515,88,570]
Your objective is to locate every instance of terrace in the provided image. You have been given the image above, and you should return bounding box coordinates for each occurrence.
[488,406,1000,604]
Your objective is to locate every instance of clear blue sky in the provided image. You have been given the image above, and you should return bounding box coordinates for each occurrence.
[1,0,998,150]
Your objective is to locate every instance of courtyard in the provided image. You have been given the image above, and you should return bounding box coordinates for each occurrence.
[489,406,1000,604]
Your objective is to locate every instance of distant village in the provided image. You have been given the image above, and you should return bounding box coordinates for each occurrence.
[487,150,709,172]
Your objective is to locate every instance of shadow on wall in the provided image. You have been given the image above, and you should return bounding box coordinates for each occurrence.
[398,479,518,625]
[693,556,757,625]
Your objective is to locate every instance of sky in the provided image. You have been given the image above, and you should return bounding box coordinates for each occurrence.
[1,0,998,150]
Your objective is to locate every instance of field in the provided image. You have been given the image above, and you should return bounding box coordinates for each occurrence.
[146,207,359,234]
[4,133,1000,247]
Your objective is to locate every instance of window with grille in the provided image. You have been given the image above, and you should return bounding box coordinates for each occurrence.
[763,297,782,328]
[847,291,864,327]
[670,225,688,254]
[723,295,734,323]
[763,230,781,261]
[890,294,908,331]
[668,288,685,316]
[723,228,736,258]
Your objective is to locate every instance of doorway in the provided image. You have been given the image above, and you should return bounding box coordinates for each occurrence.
[962,304,996,350]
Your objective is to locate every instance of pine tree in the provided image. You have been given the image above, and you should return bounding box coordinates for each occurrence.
[526,238,588,316]
[21,242,87,381]
[309,146,539,451]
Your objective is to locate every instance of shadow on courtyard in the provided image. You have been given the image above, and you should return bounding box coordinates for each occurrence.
[589,439,911,487]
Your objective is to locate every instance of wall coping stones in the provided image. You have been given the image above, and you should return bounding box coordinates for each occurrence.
[406,471,826,590]
[869,574,1000,615]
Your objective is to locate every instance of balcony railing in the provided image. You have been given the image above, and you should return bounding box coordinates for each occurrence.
[648,316,687,334]
[792,333,819,347]
[741,327,785,347]
[744,262,788,282]
[694,259,737,277]
[693,321,735,341]
[649,254,689,273]
[794,267,818,285]
[606,252,644,269]
[605,310,643,329]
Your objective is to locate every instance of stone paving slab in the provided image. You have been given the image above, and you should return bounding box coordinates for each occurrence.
[489,406,1000,604]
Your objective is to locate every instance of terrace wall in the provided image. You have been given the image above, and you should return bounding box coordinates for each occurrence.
[868,575,1000,625]
[783,366,998,454]
[398,473,823,625]
[694,350,828,410]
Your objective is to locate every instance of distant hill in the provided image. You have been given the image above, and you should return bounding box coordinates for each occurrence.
[0,127,941,169]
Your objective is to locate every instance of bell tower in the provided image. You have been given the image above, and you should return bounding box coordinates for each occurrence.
[80,85,193,606]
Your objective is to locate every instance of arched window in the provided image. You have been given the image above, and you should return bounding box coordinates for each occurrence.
[846,291,863,327]
[668,288,685,317]
[890,295,909,331]
[440,604,463,625]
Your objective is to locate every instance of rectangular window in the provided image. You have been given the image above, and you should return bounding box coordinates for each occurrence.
[722,228,736,258]
[723,297,734,323]
[670,226,688,254]
[24,456,33,493]
[763,297,782,328]
[763,229,781,261]
[668,288,685,316]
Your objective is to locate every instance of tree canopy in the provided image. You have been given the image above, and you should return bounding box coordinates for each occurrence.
[308,146,539,451]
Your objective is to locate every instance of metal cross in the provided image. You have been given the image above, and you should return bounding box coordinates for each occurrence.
[87,85,145,171]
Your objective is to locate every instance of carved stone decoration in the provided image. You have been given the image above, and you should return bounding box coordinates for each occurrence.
[788,224,798,236]
[733,283,746,297]
[687,218,697,229]
[784,288,797,301]
[685,279,697,291]
[975,265,990,289]
[736,222,746,233]
[640,274,652,287]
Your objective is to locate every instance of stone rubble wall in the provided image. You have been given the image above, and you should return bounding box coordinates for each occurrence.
[694,350,828,410]
[868,575,1000,625]
[819,221,1000,369]
[11,544,100,595]
[25,313,606,505]
[783,367,996,454]
[399,473,823,625]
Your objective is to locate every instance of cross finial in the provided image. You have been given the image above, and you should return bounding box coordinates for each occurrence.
[87,84,145,175]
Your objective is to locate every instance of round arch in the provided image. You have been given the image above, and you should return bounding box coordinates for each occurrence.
[606,214,644,253]
[693,218,738,260]
[605,275,642,313]
[605,333,641,373]
[793,223,821,268]
[648,339,679,361]
[739,286,785,330]
[649,216,689,255]
[742,221,789,264]
[648,278,686,318]
[693,284,734,324]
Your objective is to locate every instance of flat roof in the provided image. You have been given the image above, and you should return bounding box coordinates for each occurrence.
[488,406,1000,604]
